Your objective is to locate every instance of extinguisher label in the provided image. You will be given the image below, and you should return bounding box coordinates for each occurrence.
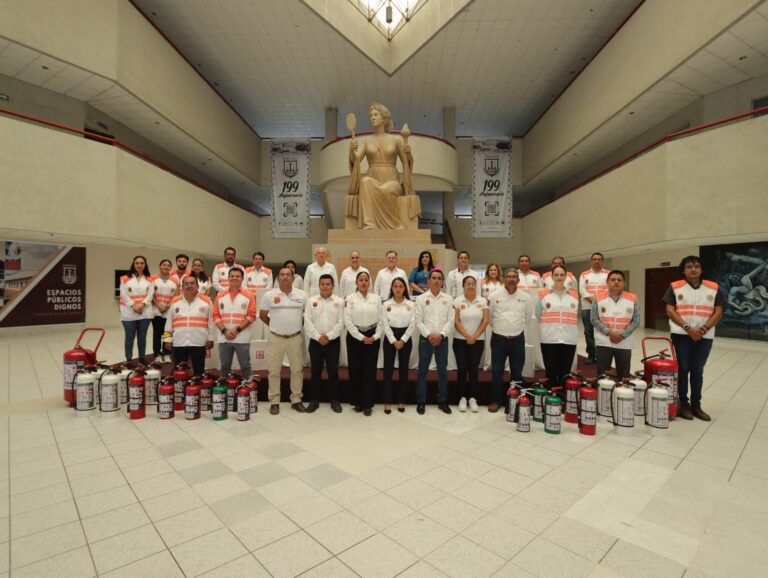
[212,392,226,417]
[201,389,211,411]
[599,390,612,416]
[581,399,597,426]
[633,391,645,415]
[616,399,634,427]
[76,385,94,410]
[250,390,258,413]
[158,394,173,418]
[545,406,561,431]
[100,385,119,411]
[185,395,200,419]
[506,399,517,422]
[653,371,677,398]
[128,387,144,411]
[237,397,249,420]
[650,399,669,428]
[517,410,531,432]
[64,361,81,389]
[119,378,128,404]
[145,379,158,405]
[175,381,186,403]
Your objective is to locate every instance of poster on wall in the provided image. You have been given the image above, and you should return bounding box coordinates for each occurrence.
[471,138,513,238]
[271,140,311,239]
[701,241,768,341]
[0,241,86,328]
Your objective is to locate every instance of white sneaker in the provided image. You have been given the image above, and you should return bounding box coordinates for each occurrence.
[469,398,479,412]
[458,397,468,412]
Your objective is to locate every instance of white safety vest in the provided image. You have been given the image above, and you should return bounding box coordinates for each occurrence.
[151,276,179,318]
[245,266,273,293]
[579,268,610,310]
[542,271,578,293]
[669,279,719,339]
[119,275,154,321]
[212,289,256,344]
[537,289,579,345]
[164,294,214,347]
[594,291,637,350]
[212,263,246,293]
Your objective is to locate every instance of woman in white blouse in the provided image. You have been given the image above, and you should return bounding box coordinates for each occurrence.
[381,277,416,414]
[119,255,154,365]
[481,262,503,298]
[190,258,212,296]
[344,271,383,416]
[453,276,489,412]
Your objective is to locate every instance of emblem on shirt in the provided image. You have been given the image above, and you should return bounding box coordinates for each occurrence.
[175,307,180,313]
[461,304,466,310]
[476,303,483,309]
[546,303,551,308]
[570,303,576,309]
[312,301,318,307]
[706,295,714,301]
[386,305,392,312]
[333,303,339,309]
[601,307,606,313]
[274,296,281,304]
[426,299,431,305]
[219,302,225,309]
[626,307,632,313]
[678,294,684,300]
[199,306,207,313]
[128,287,132,293]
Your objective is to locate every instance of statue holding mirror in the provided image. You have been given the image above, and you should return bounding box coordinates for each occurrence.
[346,102,420,230]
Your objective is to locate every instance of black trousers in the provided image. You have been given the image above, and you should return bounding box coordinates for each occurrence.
[346,331,380,410]
[382,327,412,405]
[540,343,576,387]
[152,316,170,356]
[453,338,484,399]
[596,346,632,380]
[308,338,340,402]
[172,346,206,376]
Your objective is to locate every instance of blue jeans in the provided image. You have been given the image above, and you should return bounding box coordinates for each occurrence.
[581,309,596,359]
[416,336,448,403]
[671,334,713,405]
[122,319,151,361]
[490,332,525,405]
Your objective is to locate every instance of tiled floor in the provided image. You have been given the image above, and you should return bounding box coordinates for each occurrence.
[1,326,767,577]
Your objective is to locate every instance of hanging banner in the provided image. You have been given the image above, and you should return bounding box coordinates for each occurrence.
[271,140,311,238]
[471,138,513,237]
[0,241,86,327]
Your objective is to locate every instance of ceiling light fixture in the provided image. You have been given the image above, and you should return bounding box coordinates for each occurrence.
[351,0,427,40]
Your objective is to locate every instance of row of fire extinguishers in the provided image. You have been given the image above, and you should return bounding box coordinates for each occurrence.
[503,337,682,436]
[69,361,261,422]
[504,374,669,436]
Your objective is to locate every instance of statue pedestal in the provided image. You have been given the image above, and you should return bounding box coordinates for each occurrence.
[320,229,455,285]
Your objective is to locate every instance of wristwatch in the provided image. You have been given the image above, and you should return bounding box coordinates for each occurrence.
[683,324,691,331]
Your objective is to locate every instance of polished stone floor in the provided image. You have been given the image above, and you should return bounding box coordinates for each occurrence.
[0,326,766,577]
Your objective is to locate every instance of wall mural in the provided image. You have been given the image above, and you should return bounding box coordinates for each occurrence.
[701,241,768,341]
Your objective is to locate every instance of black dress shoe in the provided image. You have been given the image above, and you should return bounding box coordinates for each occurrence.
[678,401,693,420]
[398,407,405,413]
[438,403,452,415]
[417,403,425,415]
[364,409,372,416]
[385,409,391,415]
[692,403,711,421]
[305,401,319,414]
[353,405,362,413]
[331,401,342,413]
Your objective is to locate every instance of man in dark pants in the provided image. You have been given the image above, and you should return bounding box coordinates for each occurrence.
[164,276,214,376]
[664,256,723,421]
[487,269,533,412]
[304,274,344,413]
[579,252,610,364]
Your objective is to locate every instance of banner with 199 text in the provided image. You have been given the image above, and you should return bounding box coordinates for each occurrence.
[271,140,311,238]
[471,138,513,238]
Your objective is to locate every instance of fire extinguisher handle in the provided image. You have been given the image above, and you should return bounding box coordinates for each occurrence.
[76,328,106,355]
[641,336,675,361]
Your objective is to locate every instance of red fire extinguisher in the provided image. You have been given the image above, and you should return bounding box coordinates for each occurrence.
[200,373,214,412]
[245,375,259,414]
[236,385,250,421]
[506,381,522,423]
[158,379,175,419]
[563,373,582,424]
[516,393,532,433]
[578,380,597,436]
[226,374,242,413]
[63,328,105,406]
[127,368,146,420]
[172,363,191,411]
[642,337,679,419]
[185,382,201,420]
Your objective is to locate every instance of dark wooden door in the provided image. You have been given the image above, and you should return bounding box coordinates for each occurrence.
[645,267,680,330]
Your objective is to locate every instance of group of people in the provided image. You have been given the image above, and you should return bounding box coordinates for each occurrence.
[119,247,722,421]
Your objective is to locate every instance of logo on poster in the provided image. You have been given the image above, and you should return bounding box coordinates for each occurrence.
[484,158,499,177]
[283,159,298,179]
[62,264,77,285]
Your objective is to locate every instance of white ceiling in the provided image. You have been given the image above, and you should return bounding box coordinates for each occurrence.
[133,0,642,137]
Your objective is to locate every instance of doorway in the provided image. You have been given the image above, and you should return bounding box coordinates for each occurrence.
[645,267,679,330]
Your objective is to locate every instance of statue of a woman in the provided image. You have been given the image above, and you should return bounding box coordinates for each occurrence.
[347,102,418,230]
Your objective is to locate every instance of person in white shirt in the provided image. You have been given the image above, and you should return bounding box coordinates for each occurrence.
[579,252,611,364]
[415,269,454,415]
[190,258,212,297]
[542,256,578,292]
[212,268,256,379]
[245,251,273,293]
[488,269,533,412]
[516,255,541,290]
[164,276,214,375]
[381,277,416,414]
[373,250,407,300]
[339,250,369,299]
[453,276,489,413]
[119,255,154,365]
[304,274,345,414]
[212,247,246,293]
[481,263,503,299]
[274,260,304,290]
[345,271,383,416]
[260,267,308,415]
[304,246,338,297]
[445,251,478,299]
[536,266,579,387]
[151,259,179,363]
